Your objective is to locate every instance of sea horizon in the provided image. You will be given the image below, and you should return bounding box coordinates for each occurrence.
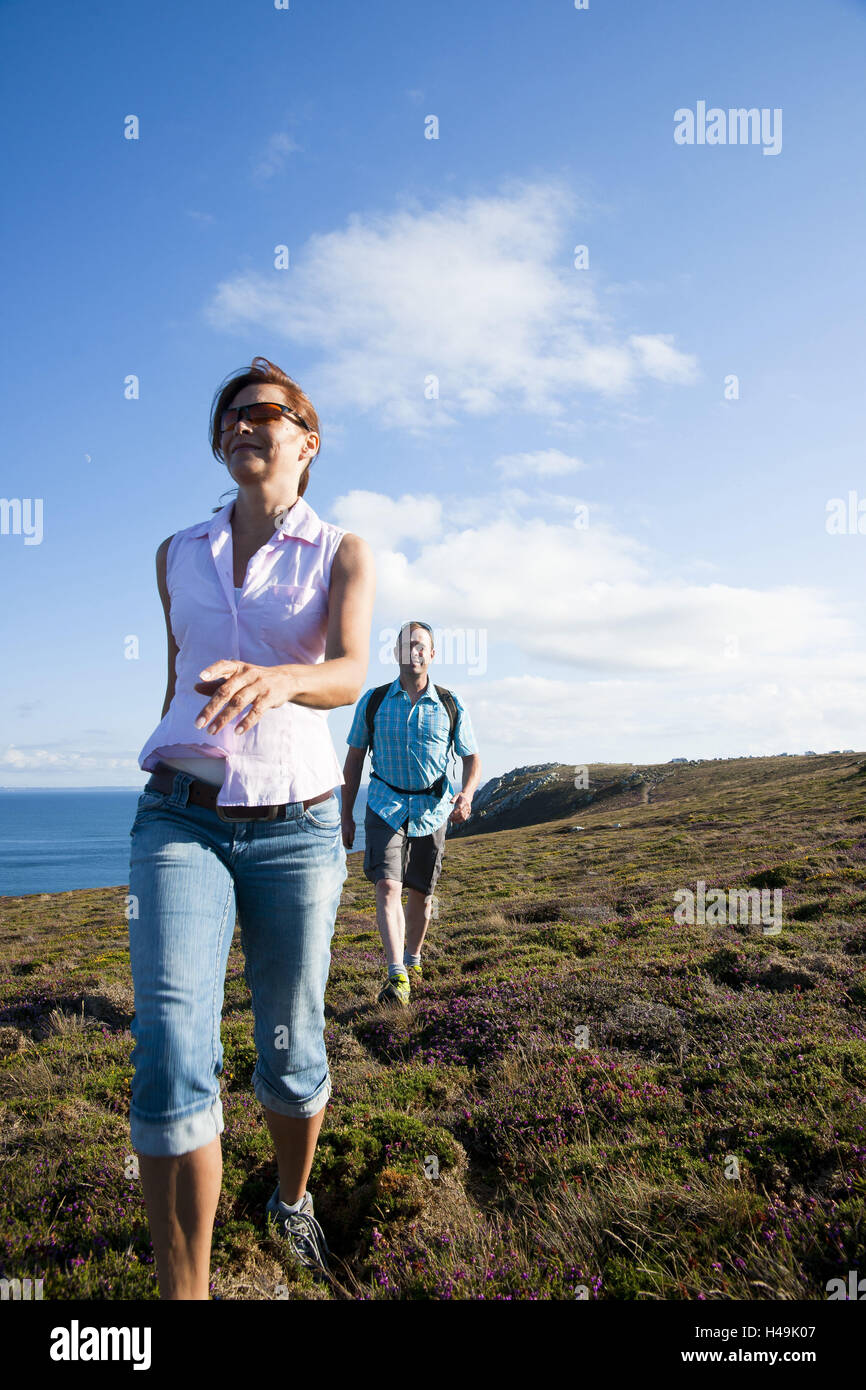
[0,786,368,898]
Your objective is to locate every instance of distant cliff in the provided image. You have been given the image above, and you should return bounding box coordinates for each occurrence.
[446,751,866,839]
[446,761,675,838]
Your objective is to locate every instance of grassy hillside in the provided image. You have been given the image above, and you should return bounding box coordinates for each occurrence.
[1,753,864,1299]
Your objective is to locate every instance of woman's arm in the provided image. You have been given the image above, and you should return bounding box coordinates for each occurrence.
[155,535,179,718]
[314,531,377,705]
[195,531,376,734]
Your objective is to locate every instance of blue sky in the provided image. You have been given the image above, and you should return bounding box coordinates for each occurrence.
[2,0,865,788]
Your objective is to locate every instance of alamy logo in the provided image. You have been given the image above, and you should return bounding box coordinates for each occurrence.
[674,102,782,156]
[0,1277,43,1299]
[49,1320,151,1370]
[0,497,43,545]
[673,879,782,934]
[826,1270,865,1300]
[826,491,866,534]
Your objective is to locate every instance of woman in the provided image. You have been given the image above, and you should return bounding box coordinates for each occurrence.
[128,356,375,1299]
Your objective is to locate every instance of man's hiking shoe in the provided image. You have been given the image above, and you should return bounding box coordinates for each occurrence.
[406,964,422,984]
[265,1187,330,1276]
[377,973,411,1007]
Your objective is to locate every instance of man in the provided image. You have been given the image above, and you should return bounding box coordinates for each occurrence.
[342,621,482,1005]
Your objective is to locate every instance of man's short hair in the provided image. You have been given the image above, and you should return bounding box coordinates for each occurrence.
[396,620,434,656]
[399,620,433,640]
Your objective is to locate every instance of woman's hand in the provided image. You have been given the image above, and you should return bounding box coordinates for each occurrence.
[193,660,300,735]
[448,792,473,824]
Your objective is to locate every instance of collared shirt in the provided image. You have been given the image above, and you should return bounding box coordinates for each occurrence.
[137,495,347,807]
[347,676,478,835]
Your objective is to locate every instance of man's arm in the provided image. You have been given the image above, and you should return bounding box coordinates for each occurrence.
[156,535,178,719]
[342,744,366,819]
[341,743,367,850]
[341,685,373,849]
[459,753,482,802]
[450,752,482,823]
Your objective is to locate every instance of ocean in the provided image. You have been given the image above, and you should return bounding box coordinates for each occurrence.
[0,787,367,898]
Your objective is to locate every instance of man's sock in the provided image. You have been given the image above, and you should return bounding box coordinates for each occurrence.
[388,962,409,980]
[277,1192,306,1214]
[404,951,421,967]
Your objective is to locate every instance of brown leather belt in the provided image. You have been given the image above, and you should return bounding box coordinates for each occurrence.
[147,761,333,822]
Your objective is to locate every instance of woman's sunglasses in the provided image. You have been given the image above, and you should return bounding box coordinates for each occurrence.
[219,402,311,433]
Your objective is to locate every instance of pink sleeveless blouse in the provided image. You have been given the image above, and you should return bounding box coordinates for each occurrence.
[137,496,347,807]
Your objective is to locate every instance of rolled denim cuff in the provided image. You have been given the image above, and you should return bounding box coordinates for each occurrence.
[130,1095,224,1157]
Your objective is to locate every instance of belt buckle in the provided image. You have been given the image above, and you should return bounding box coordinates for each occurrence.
[216,803,280,822]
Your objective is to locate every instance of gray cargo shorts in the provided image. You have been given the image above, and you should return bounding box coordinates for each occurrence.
[363,806,448,896]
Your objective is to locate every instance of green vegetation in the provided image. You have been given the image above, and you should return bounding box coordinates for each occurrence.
[0,752,864,1299]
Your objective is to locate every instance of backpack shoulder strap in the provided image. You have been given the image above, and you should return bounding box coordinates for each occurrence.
[433,686,458,749]
[364,684,392,754]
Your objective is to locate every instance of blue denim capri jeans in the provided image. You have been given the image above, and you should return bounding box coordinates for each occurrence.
[127,770,347,1156]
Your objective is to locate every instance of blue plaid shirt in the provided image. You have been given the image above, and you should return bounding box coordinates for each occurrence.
[347,676,478,835]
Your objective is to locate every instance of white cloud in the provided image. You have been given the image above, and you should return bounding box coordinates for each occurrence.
[252,132,301,182]
[494,449,586,478]
[0,747,139,772]
[628,333,698,384]
[333,489,866,689]
[464,673,866,765]
[331,491,443,554]
[204,180,699,428]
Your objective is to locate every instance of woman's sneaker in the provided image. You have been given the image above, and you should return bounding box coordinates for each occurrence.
[265,1187,330,1275]
[377,973,411,1006]
[406,963,422,984]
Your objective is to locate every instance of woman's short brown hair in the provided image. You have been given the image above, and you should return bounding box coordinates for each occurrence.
[209,356,320,501]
